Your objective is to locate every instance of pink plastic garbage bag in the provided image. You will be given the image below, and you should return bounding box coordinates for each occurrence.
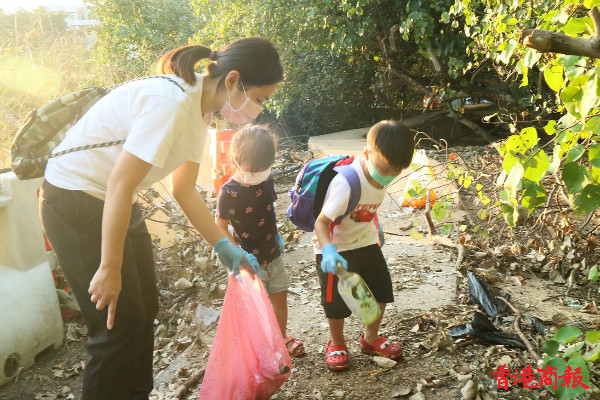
[199,269,292,400]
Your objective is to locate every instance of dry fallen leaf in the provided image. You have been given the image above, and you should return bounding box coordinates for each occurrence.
[511,242,523,256]
[581,301,598,314]
[549,269,566,284]
[552,312,571,327]
[391,386,411,397]
[506,275,525,286]
[373,356,397,368]
[460,380,478,400]
[174,278,193,290]
[480,259,496,269]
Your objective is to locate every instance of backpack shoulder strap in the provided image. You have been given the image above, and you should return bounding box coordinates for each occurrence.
[333,164,361,221]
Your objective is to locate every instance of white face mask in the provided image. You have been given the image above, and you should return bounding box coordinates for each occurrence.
[232,157,271,185]
[220,82,263,124]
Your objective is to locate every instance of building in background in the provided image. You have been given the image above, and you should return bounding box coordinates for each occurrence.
[45,4,98,28]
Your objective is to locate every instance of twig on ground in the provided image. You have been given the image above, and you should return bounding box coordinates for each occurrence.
[455,189,475,226]
[175,368,206,399]
[456,244,465,269]
[424,191,437,236]
[496,297,541,362]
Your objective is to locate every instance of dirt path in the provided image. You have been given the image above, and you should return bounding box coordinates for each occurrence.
[2,181,598,400]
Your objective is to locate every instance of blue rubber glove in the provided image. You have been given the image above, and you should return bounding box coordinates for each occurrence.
[276,232,285,254]
[321,243,348,274]
[378,222,385,246]
[214,238,259,276]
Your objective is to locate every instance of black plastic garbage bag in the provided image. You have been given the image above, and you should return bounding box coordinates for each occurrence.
[505,315,548,336]
[467,271,511,318]
[450,311,526,349]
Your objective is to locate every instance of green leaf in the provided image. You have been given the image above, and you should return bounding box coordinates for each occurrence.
[544,357,567,396]
[463,174,472,188]
[589,144,600,168]
[562,17,590,36]
[410,227,424,240]
[497,39,517,65]
[477,208,487,220]
[561,86,584,103]
[544,64,565,92]
[589,265,600,282]
[562,342,584,358]
[519,60,529,87]
[571,74,589,87]
[545,355,590,400]
[523,151,550,182]
[504,134,527,154]
[502,203,519,226]
[504,162,524,198]
[441,223,452,234]
[544,120,557,135]
[520,127,539,149]
[554,325,583,344]
[431,203,446,221]
[573,183,600,214]
[580,77,599,118]
[586,331,600,344]
[584,344,600,361]
[584,0,600,8]
[548,145,562,174]
[566,145,586,163]
[561,85,583,119]
[522,180,546,211]
[565,355,590,398]
[560,55,582,69]
[563,56,586,79]
[523,48,541,68]
[543,339,559,357]
[562,162,587,194]
[502,151,520,174]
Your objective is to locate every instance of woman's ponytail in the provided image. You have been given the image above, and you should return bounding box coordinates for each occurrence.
[158,45,212,85]
[159,37,283,88]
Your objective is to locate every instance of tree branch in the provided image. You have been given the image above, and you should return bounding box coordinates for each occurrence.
[520,6,600,58]
[424,190,437,236]
[426,44,448,84]
[591,6,600,38]
[496,297,541,363]
[445,108,495,143]
[388,67,430,95]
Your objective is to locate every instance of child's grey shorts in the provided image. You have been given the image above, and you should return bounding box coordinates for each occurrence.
[257,256,289,293]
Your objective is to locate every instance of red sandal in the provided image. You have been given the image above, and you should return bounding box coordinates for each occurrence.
[284,336,305,357]
[360,334,403,360]
[325,340,350,371]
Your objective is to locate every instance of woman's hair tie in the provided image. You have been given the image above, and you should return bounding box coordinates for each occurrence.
[208,50,216,61]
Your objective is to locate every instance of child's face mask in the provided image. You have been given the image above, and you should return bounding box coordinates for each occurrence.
[220,82,263,124]
[366,149,399,187]
[232,157,271,185]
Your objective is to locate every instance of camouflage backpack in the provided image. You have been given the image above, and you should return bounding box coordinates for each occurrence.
[10,76,184,180]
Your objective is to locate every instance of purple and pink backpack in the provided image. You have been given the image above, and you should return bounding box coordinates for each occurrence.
[286,155,361,232]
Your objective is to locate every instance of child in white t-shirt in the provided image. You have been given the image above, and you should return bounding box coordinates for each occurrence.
[313,120,414,371]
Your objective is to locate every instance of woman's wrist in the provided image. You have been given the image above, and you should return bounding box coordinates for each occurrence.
[99,259,122,271]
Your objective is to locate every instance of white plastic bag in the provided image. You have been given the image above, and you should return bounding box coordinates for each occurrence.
[401,149,437,208]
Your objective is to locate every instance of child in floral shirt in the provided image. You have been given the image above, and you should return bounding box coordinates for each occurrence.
[215,125,304,357]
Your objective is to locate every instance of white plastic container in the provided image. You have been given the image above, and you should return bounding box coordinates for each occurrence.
[0,171,63,386]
